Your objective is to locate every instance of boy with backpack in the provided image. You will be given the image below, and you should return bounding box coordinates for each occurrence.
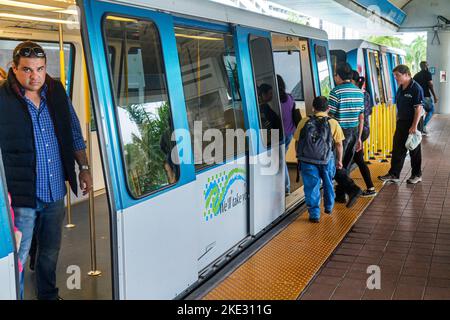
[294,96,344,223]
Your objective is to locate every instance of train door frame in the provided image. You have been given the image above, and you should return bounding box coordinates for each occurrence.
[310,39,334,102]
[80,0,200,299]
[379,51,394,105]
[364,49,383,106]
[171,16,252,274]
[390,53,400,94]
[0,150,19,300]
[233,25,285,235]
[270,34,314,209]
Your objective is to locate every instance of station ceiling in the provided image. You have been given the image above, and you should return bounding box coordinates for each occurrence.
[271,0,404,34]
[272,0,450,34]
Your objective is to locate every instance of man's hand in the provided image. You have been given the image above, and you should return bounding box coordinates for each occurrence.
[79,170,93,196]
[434,97,439,104]
[336,160,343,170]
[409,126,418,134]
[355,138,363,152]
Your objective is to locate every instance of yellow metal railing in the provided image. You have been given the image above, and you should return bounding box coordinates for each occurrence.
[364,103,396,164]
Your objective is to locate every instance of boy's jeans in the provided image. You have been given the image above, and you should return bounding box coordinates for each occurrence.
[300,158,336,220]
[14,199,65,300]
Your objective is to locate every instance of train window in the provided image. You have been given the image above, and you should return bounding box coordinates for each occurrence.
[175,27,245,170]
[380,54,393,103]
[315,45,331,97]
[249,35,283,147]
[367,51,385,104]
[103,16,179,198]
[330,50,346,77]
[273,51,304,101]
[0,40,75,95]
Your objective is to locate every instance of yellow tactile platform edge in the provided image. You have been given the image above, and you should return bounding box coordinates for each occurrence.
[203,161,391,300]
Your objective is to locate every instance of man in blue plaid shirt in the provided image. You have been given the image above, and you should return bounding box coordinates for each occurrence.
[0,41,93,300]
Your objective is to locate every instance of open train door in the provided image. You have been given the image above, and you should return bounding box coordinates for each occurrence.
[310,39,334,97]
[78,0,199,299]
[0,150,18,300]
[233,26,285,235]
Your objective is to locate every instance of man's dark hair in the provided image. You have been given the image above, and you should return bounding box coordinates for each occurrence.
[313,96,328,112]
[13,41,46,66]
[393,64,411,76]
[420,61,428,71]
[336,62,353,81]
[352,70,365,89]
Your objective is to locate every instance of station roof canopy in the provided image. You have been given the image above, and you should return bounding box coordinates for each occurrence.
[271,0,450,34]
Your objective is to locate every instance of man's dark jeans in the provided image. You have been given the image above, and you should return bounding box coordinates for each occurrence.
[14,199,65,300]
[335,127,361,197]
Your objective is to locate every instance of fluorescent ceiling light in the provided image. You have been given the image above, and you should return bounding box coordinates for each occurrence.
[106,16,138,23]
[0,12,78,24]
[0,1,78,15]
[0,0,62,11]
[175,33,222,41]
[54,9,78,15]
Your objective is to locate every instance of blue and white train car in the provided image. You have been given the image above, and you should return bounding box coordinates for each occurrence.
[0,0,334,299]
[329,39,406,108]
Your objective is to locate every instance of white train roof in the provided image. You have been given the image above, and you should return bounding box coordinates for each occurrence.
[329,39,406,56]
[105,0,328,40]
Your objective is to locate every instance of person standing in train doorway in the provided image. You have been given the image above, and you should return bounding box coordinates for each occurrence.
[413,61,439,135]
[328,62,364,208]
[379,64,424,185]
[0,41,93,300]
[277,74,301,195]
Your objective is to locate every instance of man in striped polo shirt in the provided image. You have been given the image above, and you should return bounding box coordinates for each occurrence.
[328,62,364,208]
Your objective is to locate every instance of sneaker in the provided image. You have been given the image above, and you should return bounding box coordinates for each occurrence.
[361,188,377,197]
[407,176,422,184]
[378,173,400,183]
[309,217,320,223]
[324,209,332,214]
[335,194,347,203]
[347,189,362,208]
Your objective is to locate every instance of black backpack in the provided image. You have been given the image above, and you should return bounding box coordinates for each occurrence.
[297,115,333,165]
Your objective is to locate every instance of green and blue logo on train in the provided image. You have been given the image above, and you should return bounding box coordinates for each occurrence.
[203,168,247,222]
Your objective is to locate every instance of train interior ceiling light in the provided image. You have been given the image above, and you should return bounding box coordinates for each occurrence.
[0,0,78,24]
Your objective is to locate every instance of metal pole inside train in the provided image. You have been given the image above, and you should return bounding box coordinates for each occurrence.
[84,60,101,277]
[59,18,75,229]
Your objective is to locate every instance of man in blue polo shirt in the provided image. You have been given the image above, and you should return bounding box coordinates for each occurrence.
[379,64,424,184]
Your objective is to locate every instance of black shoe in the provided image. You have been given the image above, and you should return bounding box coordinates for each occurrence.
[29,260,35,271]
[347,189,362,208]
[361,188,377,197]
[325,209,332,214]
[378,173,399,183]
[335,194,346,203]
[309,217,320,223]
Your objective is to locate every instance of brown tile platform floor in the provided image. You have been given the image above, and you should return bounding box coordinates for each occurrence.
[300,114,450,300]
[202,115,450,300]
